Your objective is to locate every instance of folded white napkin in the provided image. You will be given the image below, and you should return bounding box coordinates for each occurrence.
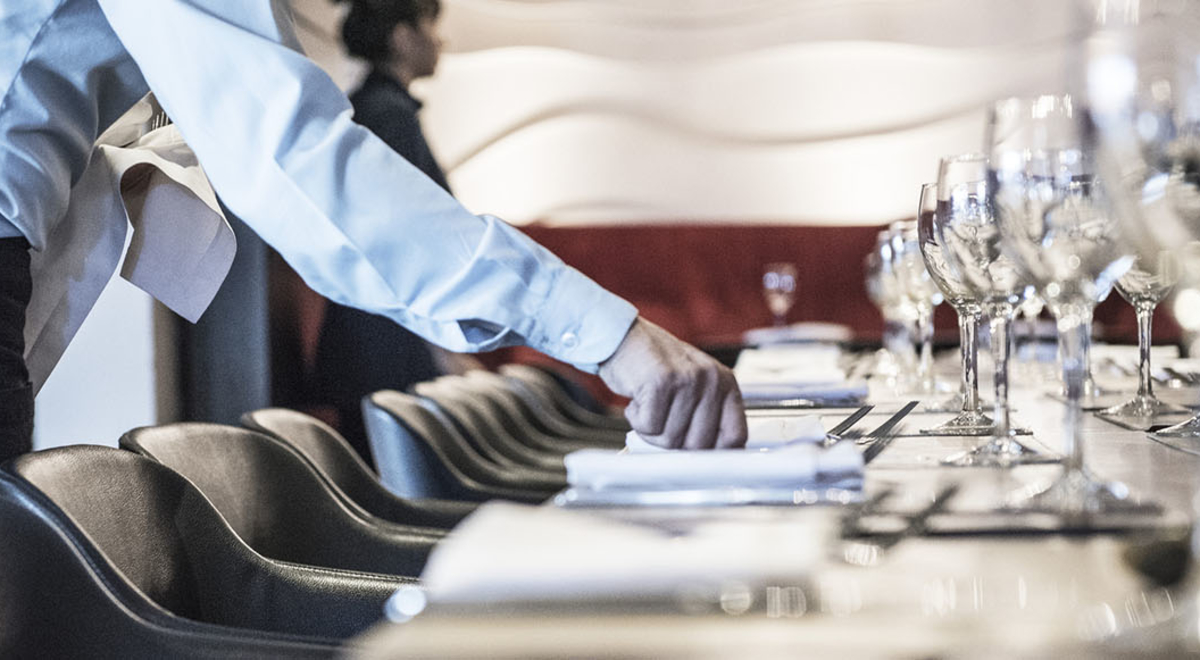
[735,344,844,379]
[625,415,826,451]
[742,321,852,346]
[565,441,862,491]
[738,381,870,402]
[733,344,866,402]
[420,502,831,604]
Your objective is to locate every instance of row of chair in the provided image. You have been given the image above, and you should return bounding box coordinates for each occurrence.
[0,364,629,657]
[363,365,629,503]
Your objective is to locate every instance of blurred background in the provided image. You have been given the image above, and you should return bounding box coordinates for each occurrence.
[33,0,1179,449]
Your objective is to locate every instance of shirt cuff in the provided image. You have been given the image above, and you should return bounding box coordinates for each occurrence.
[529,266,639,374]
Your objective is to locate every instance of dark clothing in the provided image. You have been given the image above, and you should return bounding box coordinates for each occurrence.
[0,237,34,462]
[313,69,449,466]
[347,70,451,192]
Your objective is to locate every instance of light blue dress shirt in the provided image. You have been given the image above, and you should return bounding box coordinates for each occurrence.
[0,0,637,374]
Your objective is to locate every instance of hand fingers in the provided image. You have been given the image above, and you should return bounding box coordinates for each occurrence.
[654,377,696,449]
[624,380,667,439]
[682,368,721,450]
[715,382,748,449]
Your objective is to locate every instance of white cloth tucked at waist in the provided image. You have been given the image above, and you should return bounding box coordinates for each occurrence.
[24,95,233,393]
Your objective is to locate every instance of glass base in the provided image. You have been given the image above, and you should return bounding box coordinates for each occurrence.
[1095,396,1194,432]
[941,435,1057,467]
[1008,469,1159,519]
[1151,413,1200,439]
[920,409,994,436]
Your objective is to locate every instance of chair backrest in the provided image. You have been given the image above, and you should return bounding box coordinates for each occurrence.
[364,390,555,504]
[121,423,442,577]
[362,391,465,500]
[0,447,341,658]
[414,377,567,473]
[463,371,626,448]
[241,407,475,528]
[8,447,221,619]
[412,377,530,469]
[499,364,631,431]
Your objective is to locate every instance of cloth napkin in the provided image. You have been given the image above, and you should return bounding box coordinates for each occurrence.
[565,441,862,491]
[24,93,234,393]
[735,344,844,379]
[734,344,868,402]
[742,321,852,346]
[419,501,831,604]
[625,415,827,451]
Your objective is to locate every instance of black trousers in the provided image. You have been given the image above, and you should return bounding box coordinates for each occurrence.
[0,237,33,463]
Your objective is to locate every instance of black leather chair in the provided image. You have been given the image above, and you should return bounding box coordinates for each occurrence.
[462,370,627,448]
[121,423,444,577]
[499,363,631,432]
[363,390,561,504]
[0,446,408,658]
[241,407,477,529]
[413,377,568,473]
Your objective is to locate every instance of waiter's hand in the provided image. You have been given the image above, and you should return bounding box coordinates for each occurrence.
[598,318,747,449]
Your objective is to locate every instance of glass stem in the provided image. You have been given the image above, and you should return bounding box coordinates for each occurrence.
[1058,307,1092,478]
[958,307,981,413]
[990,309,1013,443]
[1081,322,1097,398]
[1136,303,1155,399]
[917,307,935,395]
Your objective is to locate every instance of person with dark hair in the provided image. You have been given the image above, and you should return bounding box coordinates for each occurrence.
[0,0,747,464]
[313,0,468,463]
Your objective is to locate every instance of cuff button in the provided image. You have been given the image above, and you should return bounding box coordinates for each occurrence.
[561,332,580,349]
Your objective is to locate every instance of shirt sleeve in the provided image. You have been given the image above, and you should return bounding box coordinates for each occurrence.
[94,0,637,372]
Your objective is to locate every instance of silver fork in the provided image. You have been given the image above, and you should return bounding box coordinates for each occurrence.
[850,400,919,445]
[821,405,874,447]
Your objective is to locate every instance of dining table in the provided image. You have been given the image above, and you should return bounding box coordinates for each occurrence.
[345,346,1200,660]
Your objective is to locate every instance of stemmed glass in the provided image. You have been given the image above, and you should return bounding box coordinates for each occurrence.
[1085,0,1200,445]
[915,183,993,434]
[988,93,1140,513]
[888,218,949,402]
[1096,251,1189,429]
[762,262,798,328]
[865,233,918,386]
[935,153,1037,466]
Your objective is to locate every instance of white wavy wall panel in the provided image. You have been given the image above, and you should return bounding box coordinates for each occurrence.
[293,0,1079,226]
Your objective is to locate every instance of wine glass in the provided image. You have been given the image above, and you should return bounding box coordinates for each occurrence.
[915,183,993,433]
[762,262,798,328]
[1096,250,1189,429]
[1085,0,1200,445]
[988,93,1142,514]
[935,153,1038,466]
[865,233,919,386]
[888,218,947,401]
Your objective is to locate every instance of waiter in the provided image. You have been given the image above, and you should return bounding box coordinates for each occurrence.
[0,0,746,462]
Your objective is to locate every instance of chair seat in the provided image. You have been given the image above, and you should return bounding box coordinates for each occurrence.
[0,447,408,657]
[121,423,445,577]
[241,407,478,529]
